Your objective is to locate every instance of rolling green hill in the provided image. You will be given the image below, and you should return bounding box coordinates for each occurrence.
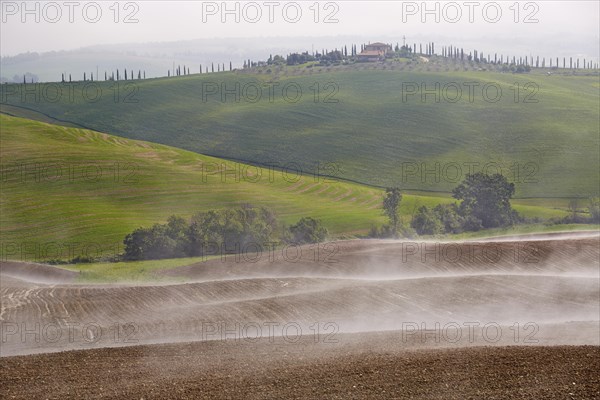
[1,66,598,198]
[0,115,575,261]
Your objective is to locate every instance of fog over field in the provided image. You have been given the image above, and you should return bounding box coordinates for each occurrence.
[2,234,599,357]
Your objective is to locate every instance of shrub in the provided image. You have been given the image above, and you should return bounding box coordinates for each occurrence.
[368,224,395,238]
[411,206,444,235]
[433,204,464,234]
[462,215,483,232]
[286,217,328,244]
[589,197,600,223]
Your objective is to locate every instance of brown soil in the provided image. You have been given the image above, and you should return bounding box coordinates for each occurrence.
[1,336,598,399]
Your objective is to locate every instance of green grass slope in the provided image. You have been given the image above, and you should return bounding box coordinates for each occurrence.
[1,67,598,198]
[0,115,575,261]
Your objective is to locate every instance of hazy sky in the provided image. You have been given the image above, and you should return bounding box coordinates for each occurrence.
[1,1,599,57]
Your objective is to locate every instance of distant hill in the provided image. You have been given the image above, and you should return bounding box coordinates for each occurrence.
[2,65,598,198]
[0,36,376,82]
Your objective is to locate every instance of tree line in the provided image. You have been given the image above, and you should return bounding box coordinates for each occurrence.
[117,172,600,260]
[10,39,595,84]
[375,172,599,238]
[278,40,599,70]
[123,205,328,261]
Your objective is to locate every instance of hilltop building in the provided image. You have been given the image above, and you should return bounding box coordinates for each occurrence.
[358,42,393,62]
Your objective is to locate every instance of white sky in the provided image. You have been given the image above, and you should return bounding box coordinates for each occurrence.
[1,1,599,56]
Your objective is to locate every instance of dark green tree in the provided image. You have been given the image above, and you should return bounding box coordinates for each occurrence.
[411,206,443,235]
[287,217,328,244]
[433,204,464,234]
[383,188,402,236]
[452,173,517,229]
[589,197,600,223]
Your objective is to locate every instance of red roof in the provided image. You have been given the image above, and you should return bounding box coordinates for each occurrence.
[359,50,384,56]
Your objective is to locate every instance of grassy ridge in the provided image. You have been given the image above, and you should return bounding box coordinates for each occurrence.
[0,114,382,253]
[0,115,574,260]
[1,67,598,198]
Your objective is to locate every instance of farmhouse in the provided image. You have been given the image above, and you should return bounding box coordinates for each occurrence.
[365,42,393,53]
[358,42,393,62]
